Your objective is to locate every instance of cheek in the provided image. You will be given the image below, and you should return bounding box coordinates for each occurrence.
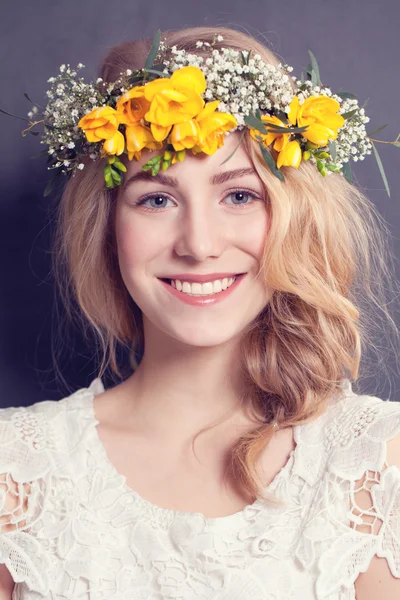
[115,209,159,267]
[240,210,270,261]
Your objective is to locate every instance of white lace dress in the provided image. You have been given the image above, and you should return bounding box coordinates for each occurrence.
[0,378,399,599]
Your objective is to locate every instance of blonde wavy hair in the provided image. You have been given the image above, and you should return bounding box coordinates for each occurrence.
[51,26,399,504]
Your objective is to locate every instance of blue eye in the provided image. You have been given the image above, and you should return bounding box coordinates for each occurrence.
[134,188,261,212]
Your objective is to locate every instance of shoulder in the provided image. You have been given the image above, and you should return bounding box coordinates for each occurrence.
[0,379,101,473]
[0,378,103,592]
[325,381,400,478]
[310,381,400,598]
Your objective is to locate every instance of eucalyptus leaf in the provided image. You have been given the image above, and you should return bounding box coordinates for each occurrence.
[393,142,400,148]
[257,140,285,182]
[366,124,388,137]
[311,71,317,88]
[308,50,321,87]
[0,107,30,122]
[244,114,267,134]
[274,110,289,124]
[361,97,369,110]
[24,92,35,104]
[143,68,169,79]
[341,109,358,120]
[328,140,337,161]
[43,170,62,197]
[145,29,161,71]
[28,130,40,136]
[266,123,309,134]
[44,180,55,197]
[371,142,391,197]
[342,161,352,183]
[219,129,246,166]
[335,91,358,100]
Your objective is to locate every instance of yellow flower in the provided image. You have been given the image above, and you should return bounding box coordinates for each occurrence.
[144,66,206,142]
[115,86,150,125]
[78,106,121,142]
[288,95,345,146]
[276,139,302,168]
[102,131,125,156]
[124,123,163,161]
[78,106,125,157]
[191,101,237,155]
[249,114,291,152]
[170,120,202,151]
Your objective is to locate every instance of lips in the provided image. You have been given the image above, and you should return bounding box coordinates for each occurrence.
[158,273,245,284]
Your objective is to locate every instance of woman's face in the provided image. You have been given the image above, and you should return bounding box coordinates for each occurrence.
[115,131,271,348]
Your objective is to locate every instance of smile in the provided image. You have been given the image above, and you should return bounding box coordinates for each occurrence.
[157,274,246,306]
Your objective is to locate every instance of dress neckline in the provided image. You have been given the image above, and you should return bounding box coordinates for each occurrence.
[81,377,301,527]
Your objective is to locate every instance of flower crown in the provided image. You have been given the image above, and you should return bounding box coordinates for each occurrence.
[2,30,398,197]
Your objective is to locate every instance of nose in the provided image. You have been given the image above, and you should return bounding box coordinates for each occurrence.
[173,199,229,262]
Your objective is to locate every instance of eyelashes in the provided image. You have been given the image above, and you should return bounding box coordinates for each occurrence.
[132,188,263,212]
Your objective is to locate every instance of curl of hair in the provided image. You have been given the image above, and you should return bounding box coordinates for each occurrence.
[52,26,399,505]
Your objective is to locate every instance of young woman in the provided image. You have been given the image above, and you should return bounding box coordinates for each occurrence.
[0,26,399,599]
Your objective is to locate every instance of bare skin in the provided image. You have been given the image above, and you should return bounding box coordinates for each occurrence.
[89,131,296,518]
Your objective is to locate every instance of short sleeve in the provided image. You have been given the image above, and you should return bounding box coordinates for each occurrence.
[0,404,54,594]
[315,394,400,597]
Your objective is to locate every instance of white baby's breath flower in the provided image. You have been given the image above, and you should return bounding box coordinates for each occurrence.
[77,163,85,170]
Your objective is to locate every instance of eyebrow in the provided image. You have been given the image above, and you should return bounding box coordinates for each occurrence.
[123,167,258,190]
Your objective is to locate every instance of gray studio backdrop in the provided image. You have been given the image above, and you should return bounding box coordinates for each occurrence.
[1,0,399,406]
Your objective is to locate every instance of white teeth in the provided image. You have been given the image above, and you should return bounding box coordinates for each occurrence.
[170,276,237,296]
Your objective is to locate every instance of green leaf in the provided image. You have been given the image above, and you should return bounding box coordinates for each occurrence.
[371,142,391,197]
[366,124,388,137]
[308,50,321,87]
[393,142,400,148]
[325,163,341,172]
[144,154,163,167]
[341,109,358,120]
[328,140,337,161]
[316,159,327,176]
[111,168,122,185]
[145,29,161,71]
[151,161,162,176]
[342,161,352,183]
[219,129,246,166]
[257,140,285,182]
[113,158,127,172]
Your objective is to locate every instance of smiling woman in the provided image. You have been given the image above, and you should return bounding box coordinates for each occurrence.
[1,24,400,600]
